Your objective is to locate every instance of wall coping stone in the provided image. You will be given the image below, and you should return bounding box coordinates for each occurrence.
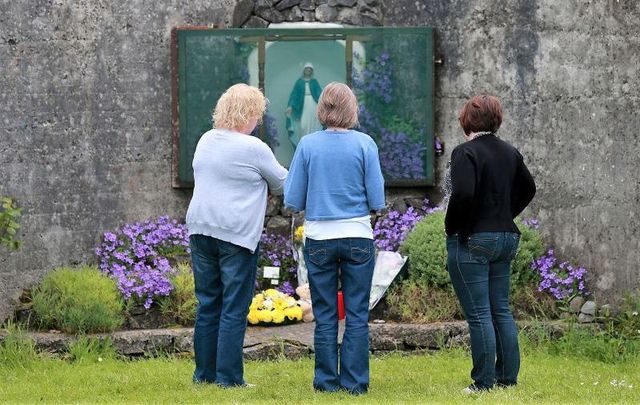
[0,320,575,360]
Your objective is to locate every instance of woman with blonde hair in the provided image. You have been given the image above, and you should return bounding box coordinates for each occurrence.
[285,82,385,395]
[186,83,288,387]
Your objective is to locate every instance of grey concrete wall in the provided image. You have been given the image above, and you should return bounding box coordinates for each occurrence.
[0,1,238,321]
[385,0,640,297]
[1,0,639,321]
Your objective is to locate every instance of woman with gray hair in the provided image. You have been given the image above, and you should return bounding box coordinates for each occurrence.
[285,82,385,395]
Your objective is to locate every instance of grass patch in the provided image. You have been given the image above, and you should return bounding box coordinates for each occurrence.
[0,347,638,403]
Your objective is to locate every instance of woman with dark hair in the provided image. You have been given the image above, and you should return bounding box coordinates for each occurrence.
[445,95,536,393]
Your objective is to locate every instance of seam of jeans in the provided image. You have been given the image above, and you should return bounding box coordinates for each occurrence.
[455,237,490,384]
[493,318,505,381]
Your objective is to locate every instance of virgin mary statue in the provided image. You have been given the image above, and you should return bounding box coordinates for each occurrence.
[285,62,323,149]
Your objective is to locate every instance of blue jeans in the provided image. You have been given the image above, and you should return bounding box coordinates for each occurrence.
[190,234,258,387]
[446,232,520,389]
[304,237,375,394]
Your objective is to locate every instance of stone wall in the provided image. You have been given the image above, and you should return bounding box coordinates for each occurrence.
[384,0,640,297]
[1,0,639,322]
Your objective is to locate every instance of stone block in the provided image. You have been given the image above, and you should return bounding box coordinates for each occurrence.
[568,296,585,314]
[578,313,594,323]
[315,4,337,22]
[336,7,360,25]
[266,215,291,236]
[232,0,255,27]
[335,0,357,6]
[580,300,597,316]
[299,0,315,11]
[255,3,286,23]
[276,0,302,11]
[282,5,304,21]
[302,10,315,21]
[266,195,283,216]
[244,16,270,28]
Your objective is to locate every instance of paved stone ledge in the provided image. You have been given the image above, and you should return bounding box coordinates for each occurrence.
[0,321,574,360]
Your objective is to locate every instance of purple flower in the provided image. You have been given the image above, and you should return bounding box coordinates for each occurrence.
[373,199,442,251]
[277,281,295,297]
[251,113,279,148]
[522,218,540,229]
[531,249,588,300]
[259,231,298,289]
[95,216,189,307]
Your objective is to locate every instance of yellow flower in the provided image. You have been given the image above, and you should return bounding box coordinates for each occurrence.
[294,226,305,242]
[272,309,286,324]
[252,294,264,307]
[257,310,273,323]
[284,306,303,321]
[273,297,288,311]
[247,309,260,324]
[264,289,280,299]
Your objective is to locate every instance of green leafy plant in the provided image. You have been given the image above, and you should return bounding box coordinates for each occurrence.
[398,211,449,287]
[158,262,197,326]
[392,212,555,322]
[385,280,462,323]
[512,219,546,287]
[0,196,22,250]
[31,266,124,334]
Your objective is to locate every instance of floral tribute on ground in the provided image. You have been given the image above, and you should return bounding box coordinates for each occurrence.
[247,289,303,325]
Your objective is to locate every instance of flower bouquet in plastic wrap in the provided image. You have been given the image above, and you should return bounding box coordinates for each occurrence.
[247,288,303,326]
[292,225,308,286]
[369,251,408,310]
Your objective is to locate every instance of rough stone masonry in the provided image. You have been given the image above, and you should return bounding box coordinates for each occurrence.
[1,0,639,322]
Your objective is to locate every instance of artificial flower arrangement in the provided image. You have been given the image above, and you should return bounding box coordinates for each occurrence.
[247,288,303,325]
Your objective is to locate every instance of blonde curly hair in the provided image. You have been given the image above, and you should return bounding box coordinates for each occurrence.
[212,84,267,130]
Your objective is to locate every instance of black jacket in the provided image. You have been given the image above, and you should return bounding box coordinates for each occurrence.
[444,134,536,238]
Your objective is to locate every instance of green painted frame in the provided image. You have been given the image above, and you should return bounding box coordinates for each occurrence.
[171,26,435,188]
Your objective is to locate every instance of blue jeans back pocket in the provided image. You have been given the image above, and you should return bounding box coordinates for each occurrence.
[467,235,499,263]
[305,239,328,266]
[349,239,373,264]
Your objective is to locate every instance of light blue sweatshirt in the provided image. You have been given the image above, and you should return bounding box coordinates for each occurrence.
[186,129,288,252]
[284,129,385,220]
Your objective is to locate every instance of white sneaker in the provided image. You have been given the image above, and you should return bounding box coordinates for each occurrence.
[461,385,485,395]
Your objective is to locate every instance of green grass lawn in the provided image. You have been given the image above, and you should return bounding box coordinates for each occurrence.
[1,348,639,404]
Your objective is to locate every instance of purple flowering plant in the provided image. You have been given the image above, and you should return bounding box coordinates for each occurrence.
[352,52,393,103]
[531,249,588,302]
[374,199,441,251]
[522,217,540,229]
[251,113,280,149]
[353,53,428,180]
[258,231,298,295]
[95,216,190,309]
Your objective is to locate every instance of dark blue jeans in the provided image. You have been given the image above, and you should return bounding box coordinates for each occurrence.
[304,237,375,395]
[190,234,258,387]
[446,232,520,390]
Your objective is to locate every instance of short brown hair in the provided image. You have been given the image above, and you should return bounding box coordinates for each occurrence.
[213,83,267,130]
[458,95,503,135]
[316,82,359,129]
